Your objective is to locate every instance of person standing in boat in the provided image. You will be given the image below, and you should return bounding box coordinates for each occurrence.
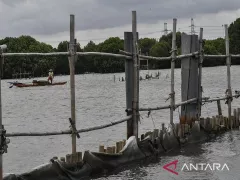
[48,69,54,84]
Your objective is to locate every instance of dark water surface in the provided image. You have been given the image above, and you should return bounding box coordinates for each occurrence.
[2,66,240,179]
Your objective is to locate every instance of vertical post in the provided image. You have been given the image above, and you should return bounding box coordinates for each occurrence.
[124,32,134,138]
[124,32,139,139]
[217,100,222,116]
[224,24,232,122]
[0,48,3,180]
[170,18,177,125]
[198,28,203,120]
[68,14,77,153]
[132,10,139,138]
[180,34,199,125]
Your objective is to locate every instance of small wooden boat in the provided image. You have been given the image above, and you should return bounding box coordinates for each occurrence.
[8,80,67,88]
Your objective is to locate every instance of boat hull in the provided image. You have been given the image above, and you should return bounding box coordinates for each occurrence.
[13,82,67,88]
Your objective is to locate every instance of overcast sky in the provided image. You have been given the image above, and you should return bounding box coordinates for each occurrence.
[0,0,240,48]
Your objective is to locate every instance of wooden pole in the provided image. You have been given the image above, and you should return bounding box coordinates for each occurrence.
[198,28,203,120]
[180,33,199,125]
[224,24,232,123]
[124,32,134,138]
[217,100,222,116]
[68,14,77,153]
[132,10,139,138]
[170,18,177,125]
[0,49,3,180]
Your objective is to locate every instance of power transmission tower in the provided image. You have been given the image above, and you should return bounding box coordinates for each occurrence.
[164,23,168,35]
[190,18,196,34]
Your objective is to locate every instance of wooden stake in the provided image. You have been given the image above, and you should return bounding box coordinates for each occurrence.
[224,24,232,124]
[212,116,216,130]
[0,49,3,180]
[112,146,116,153]
[106,147,112,154]
[198,28,203,119]
[60,157,65,162]
[68,14,77,154]
[180,33,199,124]
[124,32,134,139]
[77,152,82,162]
[237,108,240,128]
[66,154,71,163]
[119,141,124,151]
[132,10,139,138]
[170,18,177,125]
[123,139,126,147]
[234,109,237,128]
[99,145,104,153]
[217,100,222,116]
[116,142,120,153]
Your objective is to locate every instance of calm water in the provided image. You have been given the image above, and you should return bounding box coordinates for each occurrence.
[2,65,240,180]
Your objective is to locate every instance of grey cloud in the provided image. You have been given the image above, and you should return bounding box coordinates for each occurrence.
[0,0,240,37]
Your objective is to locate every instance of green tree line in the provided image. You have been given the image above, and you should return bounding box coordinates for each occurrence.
[1,17,240,79]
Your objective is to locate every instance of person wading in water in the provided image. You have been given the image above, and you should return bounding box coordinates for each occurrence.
[48,69,54,84]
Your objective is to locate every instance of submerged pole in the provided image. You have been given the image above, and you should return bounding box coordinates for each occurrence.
[224,24,232,124]
[132,11,139,138]
[198,28,203,120]
[170,18,177,125]
[69,14,77,153]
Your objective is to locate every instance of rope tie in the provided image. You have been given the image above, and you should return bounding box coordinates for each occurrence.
[225,89,233,104]
[68,118,80,138]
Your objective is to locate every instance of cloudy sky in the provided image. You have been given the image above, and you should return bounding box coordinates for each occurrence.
[0,0,240,48]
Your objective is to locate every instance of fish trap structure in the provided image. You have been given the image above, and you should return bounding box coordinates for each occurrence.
[1,11,240,180]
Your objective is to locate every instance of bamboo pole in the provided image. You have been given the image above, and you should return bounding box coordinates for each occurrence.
[76,52,131,59]
[138,93,240,112]
[230,54,240,58]
[6,116,132,137]
[225,24,232,123]
[119,50,199,61]
[2,52,70,57]
[69,14,77,154]
[139,98,197,111]
[170,18,177,125]
[198,28,203,120]
[204,55,226,58]
[132,10,139,138]
[203,94,240,102]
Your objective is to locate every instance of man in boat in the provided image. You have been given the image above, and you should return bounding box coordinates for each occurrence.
[48,69,54,84]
